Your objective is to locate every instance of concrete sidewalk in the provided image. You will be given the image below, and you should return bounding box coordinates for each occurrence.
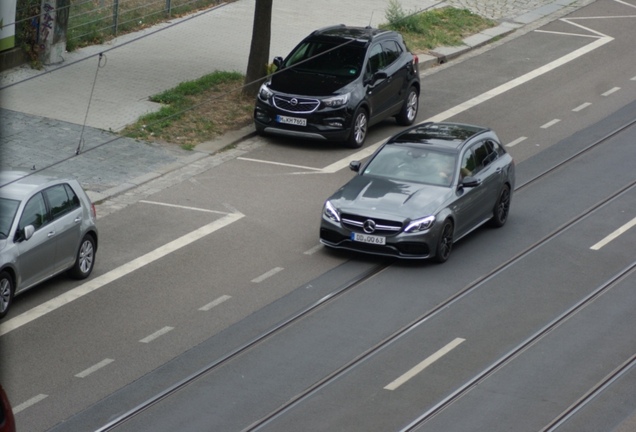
[0,0,585,205]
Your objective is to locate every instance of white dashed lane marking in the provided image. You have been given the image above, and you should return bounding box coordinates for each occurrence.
[541,119,561,129]
[252,267,284,283]
[506,136,527,148]
[572,102,592,112]
[199,295,232,311]
[140,326,174,343]
[75,358,114,378]
[602,87,620,96]
[13,394,48,414]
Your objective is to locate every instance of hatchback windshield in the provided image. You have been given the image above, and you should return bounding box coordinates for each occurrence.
[284,40,366,78]
[362,145,457,186]
[0,198,20,239]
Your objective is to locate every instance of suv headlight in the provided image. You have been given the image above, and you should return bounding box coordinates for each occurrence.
[323,93,350,108]
[323,200,340,223]
[258,82,274,102]
[404,216,435,233]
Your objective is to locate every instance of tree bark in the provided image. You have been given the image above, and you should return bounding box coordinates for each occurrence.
[242,0,273,98]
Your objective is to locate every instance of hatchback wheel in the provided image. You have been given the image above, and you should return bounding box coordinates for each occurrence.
[396,87,419,126]
[69,235,96,279]
[346,108,368,148]
[0,271,14,319]
[433,220,454,264]
[490,185,511,228]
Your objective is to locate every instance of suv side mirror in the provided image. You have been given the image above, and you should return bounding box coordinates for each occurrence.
[273,57,284,69]
[349,161,362,172]
[373,71,388,83]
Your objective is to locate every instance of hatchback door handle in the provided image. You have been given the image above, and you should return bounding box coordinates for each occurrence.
[48,231,56,238]
[74,216,82,223]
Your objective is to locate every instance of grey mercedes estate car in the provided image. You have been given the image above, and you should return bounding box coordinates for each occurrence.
[320,122,515,262]
[0,169,98,319]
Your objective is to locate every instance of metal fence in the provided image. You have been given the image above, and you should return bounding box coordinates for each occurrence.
[66,0,222,49]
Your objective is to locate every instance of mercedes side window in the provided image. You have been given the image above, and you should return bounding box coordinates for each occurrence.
[45,184,80,221]
[460,148,476,179]
[18,192,49,233]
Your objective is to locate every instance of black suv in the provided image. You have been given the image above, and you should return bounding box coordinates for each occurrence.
[253,25,421,148]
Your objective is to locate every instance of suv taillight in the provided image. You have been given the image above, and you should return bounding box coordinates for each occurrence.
[413,55,419,65]
[91,203,97,219]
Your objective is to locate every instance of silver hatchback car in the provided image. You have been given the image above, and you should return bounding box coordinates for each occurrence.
[0,169,99,319]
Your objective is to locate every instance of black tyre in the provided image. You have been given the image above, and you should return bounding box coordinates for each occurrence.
[490,184,511,228]
[345,108,368,148]
[396,86,419,126]
[69,235,96,279]
[433,220,454,264]
[0,271,14,319]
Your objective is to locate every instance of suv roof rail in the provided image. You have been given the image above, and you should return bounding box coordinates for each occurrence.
[311,24,346,36]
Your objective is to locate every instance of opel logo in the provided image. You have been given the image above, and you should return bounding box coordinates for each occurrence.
[290,98,298,106]
[363,219,376,234]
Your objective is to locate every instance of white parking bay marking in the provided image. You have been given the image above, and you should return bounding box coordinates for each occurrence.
[13,394,48,414]
[0,212,245,336]
[199,295,232,311]
[139,200,231,214]
[384,338,465,391]
[237,157,323,171]
[590,216,636,250]
[252,267,284,283]
[140,326,174,343]
[75,358,114,378]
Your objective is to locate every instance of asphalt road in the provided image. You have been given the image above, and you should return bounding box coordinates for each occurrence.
[3,0,636,431]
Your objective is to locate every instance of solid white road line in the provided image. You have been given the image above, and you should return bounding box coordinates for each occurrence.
[0,212,245,337]
[541,119,561,129]
[506,136,527,147]
[318,34,613,174]
[602,87,621,96]
[590,216,636,250]
[384,338,465,391]
[139,326,174,343]
[572,102,592,112]
[13,394,48,414]
[199,295,232,311]
[251,267,284,283]
[75,358,114,378]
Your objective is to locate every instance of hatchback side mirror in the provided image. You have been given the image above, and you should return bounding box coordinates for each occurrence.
[15,225,35,242]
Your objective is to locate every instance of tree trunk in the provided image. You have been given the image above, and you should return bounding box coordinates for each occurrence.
[242,0,273,98]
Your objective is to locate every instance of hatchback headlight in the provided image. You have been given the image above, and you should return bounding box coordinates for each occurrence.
[323,93,349,108]
[258,83,274,102]
[323,200,341,223]
[404,215,435,233]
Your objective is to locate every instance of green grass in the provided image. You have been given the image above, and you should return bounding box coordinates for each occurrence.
[122,70,252,147]
[382,1,497,51]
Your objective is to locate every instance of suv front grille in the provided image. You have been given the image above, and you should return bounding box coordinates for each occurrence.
[273,95,320,114]
[341,213,403,235]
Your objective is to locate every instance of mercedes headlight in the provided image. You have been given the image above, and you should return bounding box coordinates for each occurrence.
[404,216,435,233]
[323,200,341,223]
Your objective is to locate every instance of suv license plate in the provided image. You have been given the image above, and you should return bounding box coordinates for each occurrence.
[276,115,307,126]
[351,233,386,245]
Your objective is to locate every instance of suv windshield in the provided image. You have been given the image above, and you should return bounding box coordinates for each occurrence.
[0,198,20,239]
[284,40,366,78]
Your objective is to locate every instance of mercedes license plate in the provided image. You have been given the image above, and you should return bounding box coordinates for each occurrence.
[351,232,386,245]
[276,115,307,126]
